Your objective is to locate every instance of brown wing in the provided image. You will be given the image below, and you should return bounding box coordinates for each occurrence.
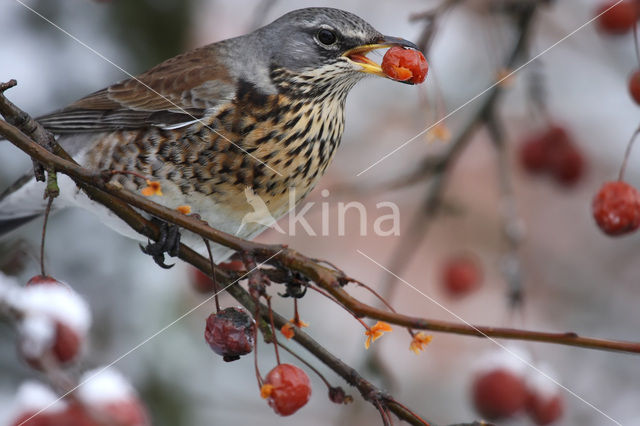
[37,45,236,133]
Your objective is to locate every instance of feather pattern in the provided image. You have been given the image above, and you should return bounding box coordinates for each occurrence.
[36,45,236,132]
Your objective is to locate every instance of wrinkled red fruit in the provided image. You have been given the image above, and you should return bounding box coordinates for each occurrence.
[592,181,640,236]
[472,369,528,420]
[204,307,255,362]
[441,254,482,298]
[518,125,584,185]
[381,46,429,84]
[629,69,640,105]
[527,393,564,425]
[596,1,638,34]
[264,364,312,416]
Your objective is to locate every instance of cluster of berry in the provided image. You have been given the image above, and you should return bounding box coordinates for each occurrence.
[4,274,149,426]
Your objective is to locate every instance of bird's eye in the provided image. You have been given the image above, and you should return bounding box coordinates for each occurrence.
[316,28,338,46]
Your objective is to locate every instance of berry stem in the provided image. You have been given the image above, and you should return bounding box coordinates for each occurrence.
[202,238,220,312]
[373,399,393,426]
[39,195,54,276]
[293,298,301,326]
[266,296,282,365]
[253,301,263,388]
[618,125,640,181]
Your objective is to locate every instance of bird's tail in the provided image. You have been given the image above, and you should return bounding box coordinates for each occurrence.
[0,173,47,237]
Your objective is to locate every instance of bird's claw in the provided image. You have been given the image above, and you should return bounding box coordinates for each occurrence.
[140,221,181,269]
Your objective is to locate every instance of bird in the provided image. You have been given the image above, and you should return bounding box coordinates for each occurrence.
[0,7,421,264]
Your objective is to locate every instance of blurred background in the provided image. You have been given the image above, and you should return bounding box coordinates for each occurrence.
[1,0,639,425]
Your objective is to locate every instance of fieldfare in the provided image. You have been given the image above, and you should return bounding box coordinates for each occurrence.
[0,7,422,262]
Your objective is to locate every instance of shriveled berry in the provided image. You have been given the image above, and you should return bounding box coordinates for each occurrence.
[328,386,352,404]
[204,307,255,362]
[527,393,564,425]
[263,364,311,416]
[629,69,640,105]
[595,1,638,34]
[472,369,528,420]
[592,181,640,236]
[441,254,482,298]
[382,46,429,84]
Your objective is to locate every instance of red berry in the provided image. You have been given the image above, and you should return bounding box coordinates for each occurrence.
[595,1,638,34]
[629,69,640,105]
[592,181,640,236]
[547,143,584,186]
[192,268,215,293]
[20,319,81,368]
[26,275,64,287]
[204,307,255,362]
[472,369,528,420]
[264,364,311,416]
[519,137,549,173]
[519,125,585,185]
[100,400,150,426]
[519,126,567,173]
[527,393,564,425]
[381,46,429,84]
[51,322,81,363]
[11,412,57,426]
[441,254,482,298]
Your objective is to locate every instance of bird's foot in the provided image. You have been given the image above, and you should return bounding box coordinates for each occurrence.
[140,220,181,269]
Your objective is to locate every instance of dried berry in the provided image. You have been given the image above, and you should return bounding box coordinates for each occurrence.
[595,1,638,34]
[204,307,255,362]
[263,364,311,416]
[472,369,528,420]
[441,254,482,298]
[629,69,640,105]
[381,46,429,84]
[592,181,640,236]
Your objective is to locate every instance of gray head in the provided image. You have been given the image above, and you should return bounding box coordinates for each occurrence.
[249,8,418,84]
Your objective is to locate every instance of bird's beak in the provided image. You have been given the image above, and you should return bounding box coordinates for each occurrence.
[343,35,420,83]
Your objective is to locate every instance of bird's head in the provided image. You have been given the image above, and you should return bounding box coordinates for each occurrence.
[254,7,421,89]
